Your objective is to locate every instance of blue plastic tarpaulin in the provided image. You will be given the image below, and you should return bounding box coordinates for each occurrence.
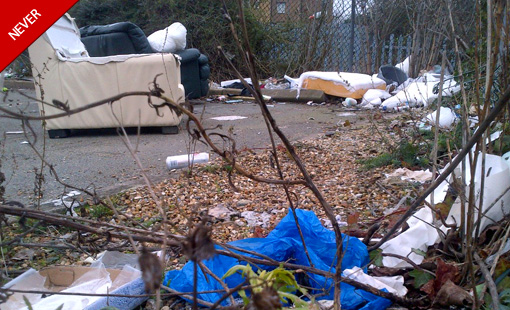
[164,209,392,309]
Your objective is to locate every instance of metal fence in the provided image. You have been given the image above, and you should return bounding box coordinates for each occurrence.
[248,0,410,76]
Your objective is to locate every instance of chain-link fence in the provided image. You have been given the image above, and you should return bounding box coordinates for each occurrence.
[247,0,475,78]
[248,0,407,76]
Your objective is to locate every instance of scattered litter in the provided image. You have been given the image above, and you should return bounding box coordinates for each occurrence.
[337,112,356,117]
[5,131,24,134]
[210,116,247,121]
[263,77,290,89]
[166,152,209,170]
[209,204,237,220]
[343,97,357,107]
[381,207,438,268]
[49,190,83,216]
[220,78,252,88]
[321,214,348,229]
[423,107,458,129]
[225,99,243,104]
[343,266,408,297]
[20,141,29,144]
[240,210,272,228]
[11,248,35,261]
[385,168,433,183]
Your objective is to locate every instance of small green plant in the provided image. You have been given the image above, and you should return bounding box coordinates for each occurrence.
[360,141,430,170]
[88,204,113,218]
[201,164,221,173]
[222,264,308,308]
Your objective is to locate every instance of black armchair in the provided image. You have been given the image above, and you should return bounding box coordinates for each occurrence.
[80,22,210,99]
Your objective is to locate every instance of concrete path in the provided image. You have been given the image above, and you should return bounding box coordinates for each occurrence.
[0,83,360,207]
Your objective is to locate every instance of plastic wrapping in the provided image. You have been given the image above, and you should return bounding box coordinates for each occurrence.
[148,22,187,53]
[3,265,144,310]
[164,209,391,309]
[424,107,458,129]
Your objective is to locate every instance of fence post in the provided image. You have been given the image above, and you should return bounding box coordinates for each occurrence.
[349,0,356,71]
[388,33,394,65]
[397,35,404,64]
[406,35,412,58]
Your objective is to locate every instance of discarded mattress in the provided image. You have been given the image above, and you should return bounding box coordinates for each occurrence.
[164,209,392,309]
[293,72,386,99]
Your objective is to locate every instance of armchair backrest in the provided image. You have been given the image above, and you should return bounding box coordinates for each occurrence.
[80,22,154,57]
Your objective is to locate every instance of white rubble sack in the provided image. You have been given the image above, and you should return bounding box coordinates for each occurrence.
[381,74,460,110]
[343,266,408,297]
[424,107,458,129]
[380,207,439,268]
[148,22,187,53]
[361,89,392,107]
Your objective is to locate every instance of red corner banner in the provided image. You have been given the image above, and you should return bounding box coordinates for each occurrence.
[1,1,80,73]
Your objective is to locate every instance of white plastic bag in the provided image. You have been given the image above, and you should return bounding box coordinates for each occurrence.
[424,106,458,129]
[361,89,391,107]
[148,22,187,53]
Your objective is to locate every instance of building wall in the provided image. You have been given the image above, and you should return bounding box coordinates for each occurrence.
[268,0,330,23]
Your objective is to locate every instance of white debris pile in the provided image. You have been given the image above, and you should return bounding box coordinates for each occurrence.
[380,151,510,268]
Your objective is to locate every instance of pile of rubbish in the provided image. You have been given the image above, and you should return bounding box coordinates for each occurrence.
[284,56,460,111]
[210,56,461,113]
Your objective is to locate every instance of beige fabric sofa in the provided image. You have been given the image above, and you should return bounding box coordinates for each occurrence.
[28,14,185,138]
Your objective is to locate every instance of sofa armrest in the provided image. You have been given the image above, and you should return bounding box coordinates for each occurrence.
[174,48,200,63]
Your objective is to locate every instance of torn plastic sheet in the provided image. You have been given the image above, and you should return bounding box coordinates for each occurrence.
[381,152,510,268]
[380,207,439,268]
[385,168,433,184]
[343,266,408,297]
[438,153,510,235]
[381,75,460,110]
[3,264,143,310]
[164,209,392,309]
